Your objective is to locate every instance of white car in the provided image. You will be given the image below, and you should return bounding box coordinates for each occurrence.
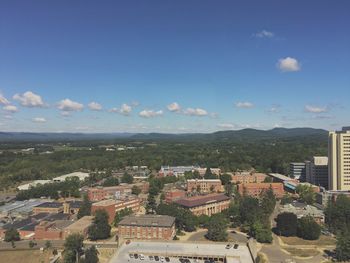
[139,254,145,260]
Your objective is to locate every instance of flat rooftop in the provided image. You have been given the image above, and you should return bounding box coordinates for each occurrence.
[119,215,175,228]
[64,216,94,231]
[110,241,254,263]
[175,193,230,208]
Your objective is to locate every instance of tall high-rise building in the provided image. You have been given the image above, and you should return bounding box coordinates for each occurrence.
[305,156,328,189]
[289,162,306,180]
[329,127,350,190]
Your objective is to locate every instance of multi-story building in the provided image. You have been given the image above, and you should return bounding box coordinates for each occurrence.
[329,127,350,190]
[91,196,140,223]
[32,202,64,214]
[164,189,187,203]
[118,215,176,241]
[186,179,223,193]
[63,216,94,239]
[230,172,267,184]
[158,166,198,177]
[174,193,230,216]
[316,189,350,208]
[305,156,329,189]
[237,183,284,198]
[289,162,306,180]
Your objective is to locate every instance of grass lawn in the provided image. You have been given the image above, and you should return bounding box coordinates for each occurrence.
[280,235,336,246]
[0,249,52,263]
[284,247,320,257]
[97,248,117,263]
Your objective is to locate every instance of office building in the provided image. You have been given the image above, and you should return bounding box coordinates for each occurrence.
[237,183,284,198]
[305,156,329,189]
[289,162,306,180]
[329,127,350,190]
[187,179,223,193]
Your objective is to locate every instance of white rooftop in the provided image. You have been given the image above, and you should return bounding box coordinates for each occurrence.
[53,172,89,182]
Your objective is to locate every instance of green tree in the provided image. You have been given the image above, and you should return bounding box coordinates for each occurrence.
[113,208,133,226]
[204,168,216,179]
[325,194,350,233]
[296,184,315,205]
[297,216,321,240]
[206,214,228,241]
[29,240,36,248]
[251,221,272,243]
[219,173,232,185]
[336,231,350,262]
[260,187,276,216]
[84,245,99,263]
[131,185,141,196]
[77,194,91,219]
[45,240,52,250]
[121,172,133,184]
[4,228,20,242]
[276,212,297,237]
[63,233,84,263]
[263,177,273,183]
[102,177,119,187]
[146,194,157,214]
[88,210,111,240]
[280,194,293,205]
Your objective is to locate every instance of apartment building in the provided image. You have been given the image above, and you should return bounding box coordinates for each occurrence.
[237,183,284,198]
[174,193,230,216]
[187,179,223,193]
[329,127,350,190]
[164,189,186,203]
[118,215,176,241]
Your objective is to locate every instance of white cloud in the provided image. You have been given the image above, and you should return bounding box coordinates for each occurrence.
[139,109,163,118]
[13,91,46,107]
[305,105,327,113]
[254,30,274,38]
[60,111,71,117]
[268,105,281,113]
[167,102,181,112]
[3,105,18,113]
[88,102,102,111]
[217,123,236,129]
[57,99,84,111]
[235,102,254,108]
[0,94,10,105]
[120,103,132,115]
[33,117,47,123]
[4,115,13,119]
[109,103,133,116]
[277,57,301,72]
[183,108,208,116]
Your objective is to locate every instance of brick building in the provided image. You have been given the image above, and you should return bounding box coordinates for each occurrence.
[32,202,64,214]
[35,220,73,240]
[174,193,230,216]
[91,196,140,223]
[63,216,94,238]
[187,179,223,193]
[164,189,186,203]
[237,183,284,198]
[118,215,176,241]
[230,172,267,184]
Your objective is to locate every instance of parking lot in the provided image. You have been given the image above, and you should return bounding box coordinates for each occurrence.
[110,241,254,263]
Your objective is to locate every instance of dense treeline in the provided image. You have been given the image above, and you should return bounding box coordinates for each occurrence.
[0,135,327,190]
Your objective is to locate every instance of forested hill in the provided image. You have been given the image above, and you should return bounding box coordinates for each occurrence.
[0,127,328,142]
[130,128,328,142]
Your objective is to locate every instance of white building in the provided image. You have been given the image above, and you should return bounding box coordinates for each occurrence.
[17,180,52,191]
[53,172,90,182]
[329,127,350,190]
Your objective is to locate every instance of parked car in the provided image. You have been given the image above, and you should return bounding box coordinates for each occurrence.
[225,244,232,249]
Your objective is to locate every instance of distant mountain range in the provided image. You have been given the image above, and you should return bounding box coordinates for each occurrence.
[0,128,328,142]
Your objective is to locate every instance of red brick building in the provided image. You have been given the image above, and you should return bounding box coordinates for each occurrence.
[186,179,223,193]
[174,193,230,216]
[91,196,141,223]
[230,172,267,184]
[238,183,284,198]
[165,189,186,203]
[35,220,73,240]
[118,215,176,241]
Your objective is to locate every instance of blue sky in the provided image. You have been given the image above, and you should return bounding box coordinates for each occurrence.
[0,0,349,133]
